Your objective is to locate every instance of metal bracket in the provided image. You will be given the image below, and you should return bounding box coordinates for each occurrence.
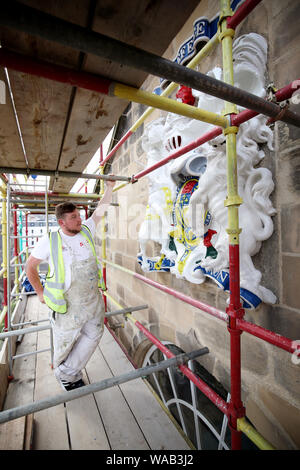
[266,82,278,102]
[267,101,290,126]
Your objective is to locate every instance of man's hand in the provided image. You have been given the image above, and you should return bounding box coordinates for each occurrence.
[26,255,46,304]
[37,291,45,304]
[106,176,116,189]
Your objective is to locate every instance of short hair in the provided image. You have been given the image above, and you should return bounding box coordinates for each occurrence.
[55,202,77,221]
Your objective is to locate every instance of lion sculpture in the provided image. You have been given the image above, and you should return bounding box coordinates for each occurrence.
[138,33,276,308]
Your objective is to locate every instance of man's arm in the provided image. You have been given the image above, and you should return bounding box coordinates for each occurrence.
[25,255,45,303]
[92,179,116,225]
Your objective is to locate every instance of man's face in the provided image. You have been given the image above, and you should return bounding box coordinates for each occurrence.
[59,209,82,235]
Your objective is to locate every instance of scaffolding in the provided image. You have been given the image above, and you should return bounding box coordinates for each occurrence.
[0,0,299,451]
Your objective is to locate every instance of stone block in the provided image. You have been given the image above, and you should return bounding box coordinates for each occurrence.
[162,293,196,337]
[281,204,300,253]
[278,143,300,194]
[213,360,231,396]
[241,332,269,376]
[282,254,300,309]
[245,395,293,450]
[176,328,216,374]
[187,281,218,309]
[258,387,300,449]
[116,283,124,300]
[273,347,300,402]
[246,304,300,342]
[126,239,140,257]
[158,322,176,344]
[273,1,300,61]
[148,307,159,325]
[194,311,230,360]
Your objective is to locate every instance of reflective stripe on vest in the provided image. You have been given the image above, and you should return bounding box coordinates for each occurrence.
[80,224,105,290]
[44,231,67,313]
[44,225,105,313]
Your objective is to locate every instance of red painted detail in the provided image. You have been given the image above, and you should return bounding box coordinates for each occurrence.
[181,179,198,194]
[203,229,217,247]
[176,86,195,106]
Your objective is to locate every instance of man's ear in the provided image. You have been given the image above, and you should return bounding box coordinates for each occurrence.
[58,218,64,228]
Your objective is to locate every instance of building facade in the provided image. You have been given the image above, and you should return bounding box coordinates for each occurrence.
[99,0,300,449]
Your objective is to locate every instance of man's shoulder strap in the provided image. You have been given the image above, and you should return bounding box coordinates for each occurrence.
[81,224,93,241]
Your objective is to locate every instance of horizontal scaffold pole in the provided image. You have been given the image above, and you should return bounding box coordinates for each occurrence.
[104,291,229,415]
[0,49,227,128]
[11,191,101,199]
[131,77,300,182]
[227,0,263,29]
[0,324,51,340]
[105,304,148,317]
[0,348,209,424]
[102,0,263,166]
[104,260,298,355]
[0,167,130,181]
[0,4,300,128]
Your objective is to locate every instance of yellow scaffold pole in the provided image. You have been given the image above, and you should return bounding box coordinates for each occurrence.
[237,418,275,450]
[131,32,220,132]
[219,0,244,451]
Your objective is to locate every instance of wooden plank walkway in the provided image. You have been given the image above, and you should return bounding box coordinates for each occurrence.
[1,296,190,451]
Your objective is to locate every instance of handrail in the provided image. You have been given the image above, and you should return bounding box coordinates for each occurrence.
[104,291,229,416]
[0,348,209,424]
[103,259,298,355]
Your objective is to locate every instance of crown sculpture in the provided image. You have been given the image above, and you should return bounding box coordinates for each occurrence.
[138,33,276,309]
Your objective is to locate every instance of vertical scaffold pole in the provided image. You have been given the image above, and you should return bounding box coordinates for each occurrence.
[219,0,245,450]
[13,204,19,294]
[0,184,8,330]
[99,145,107,312]
[25,212,29,259]
[6,176,13,378]
[45,176,49,234]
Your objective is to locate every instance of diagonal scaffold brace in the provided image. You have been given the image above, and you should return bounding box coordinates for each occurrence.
[0,347,209,424]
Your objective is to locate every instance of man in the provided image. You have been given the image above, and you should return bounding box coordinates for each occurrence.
[26,178,115,391]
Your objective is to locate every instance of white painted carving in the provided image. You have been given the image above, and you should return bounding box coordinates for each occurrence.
[138,33,276,308]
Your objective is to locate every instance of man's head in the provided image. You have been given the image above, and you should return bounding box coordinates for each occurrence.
[55,202,82,235]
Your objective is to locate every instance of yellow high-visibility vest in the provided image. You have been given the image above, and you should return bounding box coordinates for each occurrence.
[43,224,105,313]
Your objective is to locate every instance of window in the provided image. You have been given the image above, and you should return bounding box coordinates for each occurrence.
[142,342,257,450]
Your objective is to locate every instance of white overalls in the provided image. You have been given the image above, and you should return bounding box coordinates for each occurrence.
[52,252,105,383]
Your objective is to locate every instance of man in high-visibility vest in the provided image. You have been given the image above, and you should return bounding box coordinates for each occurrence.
[26,178,115,391]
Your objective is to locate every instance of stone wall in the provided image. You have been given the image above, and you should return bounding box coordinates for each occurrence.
[98,0,300,449]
